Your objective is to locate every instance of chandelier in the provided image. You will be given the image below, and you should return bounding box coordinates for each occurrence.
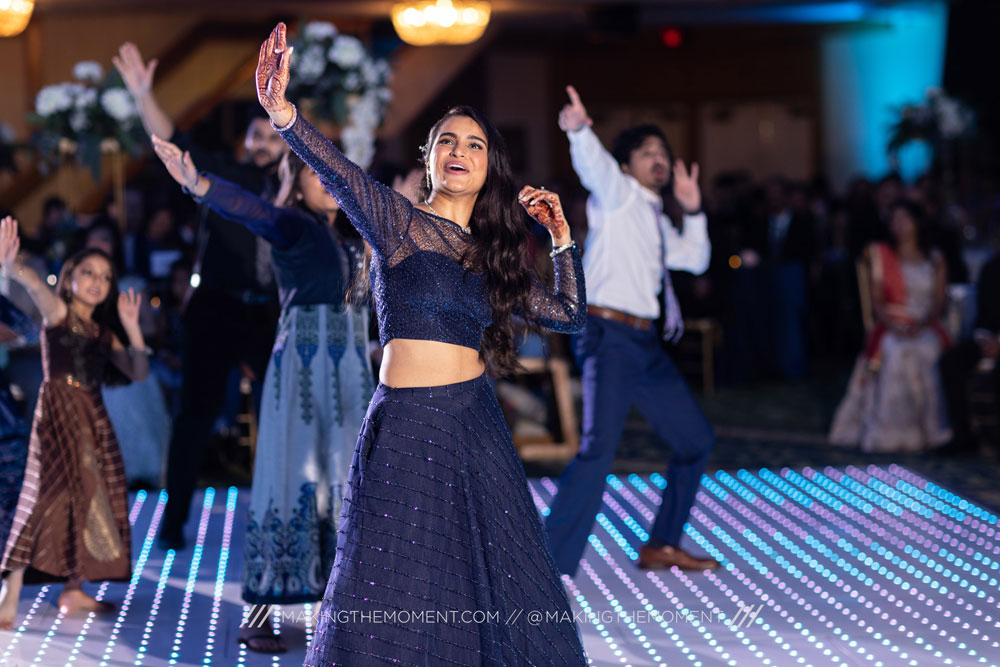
[391,0,491,46]
[0,0,34,37]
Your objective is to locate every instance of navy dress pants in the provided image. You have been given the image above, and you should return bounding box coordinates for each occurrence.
[544,315,715,576]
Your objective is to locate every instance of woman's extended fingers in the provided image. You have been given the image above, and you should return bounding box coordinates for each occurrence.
[256,23,292,112]
[1,217,18,241]
[151,136,177,162]
[276,21,287,52]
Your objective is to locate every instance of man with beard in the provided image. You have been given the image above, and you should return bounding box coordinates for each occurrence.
[115,43,284,549]
[544,86,719,575]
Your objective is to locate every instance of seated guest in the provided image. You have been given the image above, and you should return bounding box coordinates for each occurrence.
[939,251,1000,454]
[829,199,952,452]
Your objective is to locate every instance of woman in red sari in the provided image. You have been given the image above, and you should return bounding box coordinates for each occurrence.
[829,200,952,452]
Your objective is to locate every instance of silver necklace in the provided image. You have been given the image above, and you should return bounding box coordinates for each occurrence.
[425,201,471,234]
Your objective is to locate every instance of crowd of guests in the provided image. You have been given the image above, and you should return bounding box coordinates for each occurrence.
[0,127,996,491]
[667,168,998,455]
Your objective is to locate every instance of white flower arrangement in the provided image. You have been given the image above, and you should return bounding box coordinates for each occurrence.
[889,87,975,155]
[29,60,146,180]
[303,20,338,41]
[287,21,393,169]
[72,60,104,83]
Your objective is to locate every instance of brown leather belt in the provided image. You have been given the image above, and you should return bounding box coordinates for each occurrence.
[587,305,654,331]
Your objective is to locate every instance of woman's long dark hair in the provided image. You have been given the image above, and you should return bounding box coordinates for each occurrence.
[418,105,536,374]
[278,151,368,304]
[57,247,128,345]
[275,150,311,211]
[889,198,934,257]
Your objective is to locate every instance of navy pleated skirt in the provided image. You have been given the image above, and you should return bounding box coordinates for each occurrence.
[303,374,588,666]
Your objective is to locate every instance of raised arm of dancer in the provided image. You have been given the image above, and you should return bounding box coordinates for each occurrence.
[113,42,174,141]
[518,186,587,333]
[109,288,150,382]
[152,135,304,250]
[663,160,711,274]
[256,22,413,260]
[0,217,66,327]
[560,86,632,213]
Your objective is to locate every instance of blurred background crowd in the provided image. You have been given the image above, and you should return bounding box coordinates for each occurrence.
[0,0,997,497]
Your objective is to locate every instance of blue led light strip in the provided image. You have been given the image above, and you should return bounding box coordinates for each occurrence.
[133,549,175,665]
[783,467,998,625]
[737,468,989,665]
[811,468,1000,609]
[66,490,148,664]
[202,487,238,666]
[0,585,52,663]
[168,488,216,665]
[622,474,812,666]
[99,490,167,666]
[689,496,875,666]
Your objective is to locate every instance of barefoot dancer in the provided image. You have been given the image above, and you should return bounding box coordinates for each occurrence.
[258,23,588,664]
[0,217,148,628]
[151,136,374,654]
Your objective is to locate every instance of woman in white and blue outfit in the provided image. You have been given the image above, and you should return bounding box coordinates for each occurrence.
[153,136,373,653]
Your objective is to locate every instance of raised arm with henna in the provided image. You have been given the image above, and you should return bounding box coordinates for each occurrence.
[255,23,295,129]
[256,22,413,259]
[0,217,67,327]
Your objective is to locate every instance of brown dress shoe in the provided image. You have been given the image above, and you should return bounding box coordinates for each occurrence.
[637,544,720,571]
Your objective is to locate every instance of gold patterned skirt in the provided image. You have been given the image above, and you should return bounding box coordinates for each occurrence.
[1,379,131,584]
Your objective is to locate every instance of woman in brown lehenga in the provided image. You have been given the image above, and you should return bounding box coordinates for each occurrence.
[0,216,150,629]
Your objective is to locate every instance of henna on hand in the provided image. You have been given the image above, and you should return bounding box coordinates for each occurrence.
[256,23,294,117]
[518,186,569,239]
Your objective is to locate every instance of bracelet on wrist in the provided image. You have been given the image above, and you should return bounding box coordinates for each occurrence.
[550,241,576,258]
[270,104,298,132]
[128,345,153,356]
[181,172,201,197]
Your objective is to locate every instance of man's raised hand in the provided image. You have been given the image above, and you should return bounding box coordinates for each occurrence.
[558,85,592,133]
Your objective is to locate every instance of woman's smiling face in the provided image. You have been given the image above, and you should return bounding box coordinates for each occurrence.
[426,115,489,198]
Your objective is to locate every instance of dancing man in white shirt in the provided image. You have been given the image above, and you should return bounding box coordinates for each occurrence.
[545,86,719,574]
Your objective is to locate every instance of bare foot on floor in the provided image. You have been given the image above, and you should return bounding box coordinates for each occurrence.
[0,586,18,630]
[57,590,116,615]
[238,626,288,653]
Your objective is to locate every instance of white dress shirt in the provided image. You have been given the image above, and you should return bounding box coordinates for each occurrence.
[568,126,711,320]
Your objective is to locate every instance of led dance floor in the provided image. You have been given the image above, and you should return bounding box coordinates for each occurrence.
[1,465,997,666]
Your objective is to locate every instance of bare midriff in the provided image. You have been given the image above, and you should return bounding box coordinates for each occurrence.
[379,338,486,388]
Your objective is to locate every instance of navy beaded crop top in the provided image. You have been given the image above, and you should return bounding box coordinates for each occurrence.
[277,111,587,351]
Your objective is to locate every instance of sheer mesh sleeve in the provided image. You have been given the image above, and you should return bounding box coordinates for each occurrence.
[199,174,305,250]
[109,348,150,383]
[525,245,587,333]
[277,111,414,260]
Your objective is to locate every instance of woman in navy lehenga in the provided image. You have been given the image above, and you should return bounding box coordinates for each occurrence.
[257,22,589,666]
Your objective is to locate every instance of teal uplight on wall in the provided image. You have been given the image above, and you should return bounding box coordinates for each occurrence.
[820,1,949,188]
[717,1,868,24]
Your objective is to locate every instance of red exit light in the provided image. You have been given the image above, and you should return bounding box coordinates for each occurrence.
[661,27,683,48]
